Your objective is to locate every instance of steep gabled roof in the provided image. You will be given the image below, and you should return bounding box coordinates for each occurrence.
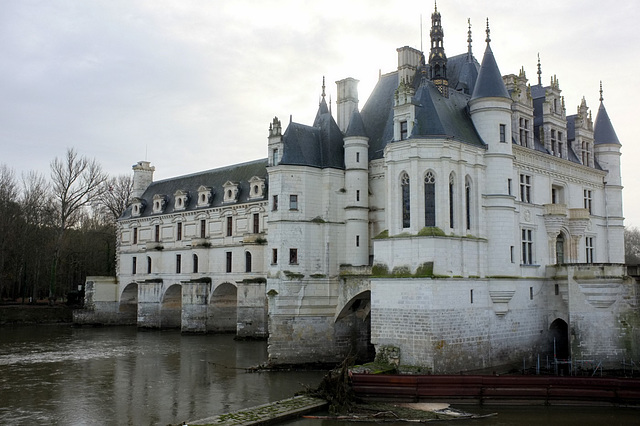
[280,98,345,169]
[411,82,484,146]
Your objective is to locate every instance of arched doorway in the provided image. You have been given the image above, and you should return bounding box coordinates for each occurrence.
[335,291,375,363]
[556,233,565,264]
[161,284,182,329]
[209,283,237,333]
[119,283,138,322]
[549,318,570,373]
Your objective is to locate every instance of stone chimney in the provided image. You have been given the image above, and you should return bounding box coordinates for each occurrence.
[335,78,359,134]
[397,46,422,87]
[132,161,155,198]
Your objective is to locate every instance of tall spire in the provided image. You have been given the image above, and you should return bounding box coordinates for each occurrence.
[599,80,603,102]
[537,53,542,86]
[485,18,490,43]
[428,0,448,96]
[321,76,326,102]
[467,18,473,59]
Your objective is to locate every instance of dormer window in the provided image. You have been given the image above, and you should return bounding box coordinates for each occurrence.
[174,190,189,211]
[152,194,167,214]
[196,185,213,208]
[131,197,145,217]
[248,176,266,200]
[223,181,239,203]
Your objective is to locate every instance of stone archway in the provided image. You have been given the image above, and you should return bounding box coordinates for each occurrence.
[119,283,138,322]
[335,290,375,363]
[161,284,182,329]
[208,283,237,333]
[549,318,570,373]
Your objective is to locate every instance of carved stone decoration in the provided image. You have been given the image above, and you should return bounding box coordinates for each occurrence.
[568,208,590,237]
[543,203,567,237]
[578,283,620,308]
[489,290,516,316]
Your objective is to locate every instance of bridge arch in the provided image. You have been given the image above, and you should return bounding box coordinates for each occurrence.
[119,282,138,322]
[209,282,237,333]
[335,290,375,363]
[161,284,182,329]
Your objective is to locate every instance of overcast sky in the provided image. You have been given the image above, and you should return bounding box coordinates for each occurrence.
[1,0,639,226]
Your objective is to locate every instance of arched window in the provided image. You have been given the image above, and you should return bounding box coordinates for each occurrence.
[465,176,472,230]
[401,172,410,228]
[449,173,455,229]
[193,254,199,273]
[424,171,436,227]
[147,256,152,274]
[245,252,252,273]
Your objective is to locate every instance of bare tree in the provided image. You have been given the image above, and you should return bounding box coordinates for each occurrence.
[625,227,640,265]
[0,165,20,300]
[49,148,107,300]
[96,174,133,222]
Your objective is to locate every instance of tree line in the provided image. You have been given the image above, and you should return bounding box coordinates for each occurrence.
[0,148,132,304]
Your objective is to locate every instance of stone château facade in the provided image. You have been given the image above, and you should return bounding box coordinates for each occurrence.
[86,6,638,373]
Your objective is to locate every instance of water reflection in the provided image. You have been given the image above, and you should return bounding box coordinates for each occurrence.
[0,326,324,425]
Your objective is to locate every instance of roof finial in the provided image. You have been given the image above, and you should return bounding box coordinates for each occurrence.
[321,76,326,101]
[467,18,473,57]
[485,18,491,43]
[434,0,437,13]
[599,80,603,102]
[537,53,542,86]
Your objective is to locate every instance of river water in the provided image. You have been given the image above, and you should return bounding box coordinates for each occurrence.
[0,325,638,425]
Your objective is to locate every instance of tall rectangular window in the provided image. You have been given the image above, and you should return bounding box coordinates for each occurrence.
[558,132,564,158]
[272,195,278,211]
[551,129,557,155]
[519,174,531,203]
[499,124,506,143]
[289,248,298,264]
[176,222,182,241]
[356,190,360,202]
[272,248,278,264]
[356,152,360,163]
[529,287,534,300]
[200,219,207,238]
[273,148,279,166]
[521,228,533,265]
[132,257,137,275]
[289,194,298,210]
[424,172,435,227]
[584,189,592,214]
[176,254,181,273]
[155,225,160,242]
[133,227,138,244]
[226,252,232,273]
[470,289,474,304]
[519,117,529,147]
[510,246,514,263]
[147,256,152,274]
[356,235,360,247]
[400,120,408,140]
[253,213,260,233]
[226,216,233,237]
[508,178,512,195]
[193,254,199,273]
[585,237,594,263]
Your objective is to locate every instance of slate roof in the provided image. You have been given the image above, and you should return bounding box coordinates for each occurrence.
[594,101,621,145]
[471,43,510,100]
[345,109,367,138]
[411,81,484,146]
[120,159,268,219]
[280,98,345,169]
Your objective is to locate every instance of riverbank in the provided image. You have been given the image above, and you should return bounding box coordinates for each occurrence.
[0,304,74,325]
